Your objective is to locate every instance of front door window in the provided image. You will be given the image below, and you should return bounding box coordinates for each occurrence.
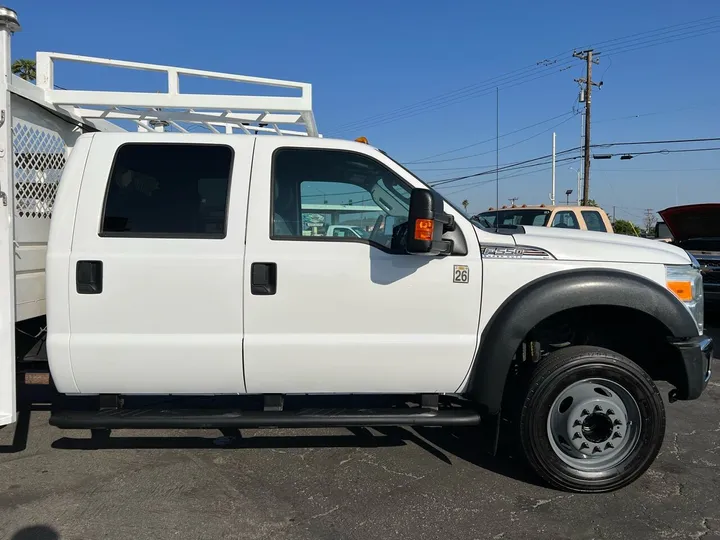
[272,148,411,251]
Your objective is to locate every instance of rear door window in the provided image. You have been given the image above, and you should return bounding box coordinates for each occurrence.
[581,210,608,232]
[101,143,233,238]
[550,211,580,229]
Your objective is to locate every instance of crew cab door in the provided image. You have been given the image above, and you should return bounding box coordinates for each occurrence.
[67,134,253,394]
[243,139,483,393]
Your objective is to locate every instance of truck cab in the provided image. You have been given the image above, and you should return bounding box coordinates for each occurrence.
[475,204,614,233]
[47,133,484,395]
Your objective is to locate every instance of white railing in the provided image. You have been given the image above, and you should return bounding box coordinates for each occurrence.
[26,51,319,137]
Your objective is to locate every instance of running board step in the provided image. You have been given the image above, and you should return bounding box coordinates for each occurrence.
[50,407,481,429]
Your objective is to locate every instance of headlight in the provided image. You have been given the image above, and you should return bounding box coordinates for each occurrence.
[666,264,704,334]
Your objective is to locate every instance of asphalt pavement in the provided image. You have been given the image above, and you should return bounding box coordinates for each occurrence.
[1,336,719,539]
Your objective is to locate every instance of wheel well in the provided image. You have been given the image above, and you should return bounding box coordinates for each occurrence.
[511,305,684,390]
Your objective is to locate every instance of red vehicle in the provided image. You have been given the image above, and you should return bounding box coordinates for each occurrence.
[659,203,720,304]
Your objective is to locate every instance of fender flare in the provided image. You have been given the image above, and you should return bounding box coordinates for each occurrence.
[466,268,699,415]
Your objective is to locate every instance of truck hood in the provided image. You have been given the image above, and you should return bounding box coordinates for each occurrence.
[658,203,720,242]
[510,226,691,265]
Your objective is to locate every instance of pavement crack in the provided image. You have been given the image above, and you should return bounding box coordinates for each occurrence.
[311,505,339,519]
[689,517,713,539]
[670,433,681,459]
[529,495,568,510]
[360,453,425,480]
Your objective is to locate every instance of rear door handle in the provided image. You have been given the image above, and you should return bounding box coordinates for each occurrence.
[251,262,277,295]
[76,260,103,294]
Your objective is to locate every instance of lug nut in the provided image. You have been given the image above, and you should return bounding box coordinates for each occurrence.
[593,405,603,412]
[572,432,582,440]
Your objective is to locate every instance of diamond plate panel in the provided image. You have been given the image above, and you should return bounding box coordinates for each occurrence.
[12,119,67,219]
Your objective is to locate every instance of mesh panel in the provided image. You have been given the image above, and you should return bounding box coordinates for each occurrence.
[12,119,67,219]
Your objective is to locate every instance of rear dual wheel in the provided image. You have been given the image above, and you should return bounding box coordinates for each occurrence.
[519,346,666,493]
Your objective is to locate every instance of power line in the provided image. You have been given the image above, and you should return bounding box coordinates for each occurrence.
[595,167,720,172]
[404,110,574,163]
[443,136,720,172]
[576,16,720,51]
[438,146,720,198]
[600,21,720,56]
[439,164,567,196]
[430,153,582,188]
[329,62,577,134]
[300,141,720,201]
[427,138,720,187]
[594,136,720,147]
[598,146,720,158]
[407,113,579,165]
[326,17,720,134]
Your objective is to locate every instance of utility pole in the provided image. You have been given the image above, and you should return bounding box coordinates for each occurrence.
[550,132,556,205]
[508,197,519,206]
[644,208,657,236]
[574,49,601,206]
[612,205,616,223]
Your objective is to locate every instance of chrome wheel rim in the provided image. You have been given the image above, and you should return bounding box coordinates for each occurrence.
[546,378,642,471]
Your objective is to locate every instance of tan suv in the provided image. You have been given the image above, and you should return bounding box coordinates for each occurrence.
[474,204,614,233]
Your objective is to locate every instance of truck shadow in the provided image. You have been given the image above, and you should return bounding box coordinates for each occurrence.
[0,385,51,454]
[10,525,59,540]
[50,424,543,488]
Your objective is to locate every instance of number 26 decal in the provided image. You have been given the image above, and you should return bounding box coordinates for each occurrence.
[453,265,469,283]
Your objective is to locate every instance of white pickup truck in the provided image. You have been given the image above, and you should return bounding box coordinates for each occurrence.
[0,8,712,494]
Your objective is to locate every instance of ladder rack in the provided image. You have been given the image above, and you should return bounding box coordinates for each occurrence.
[13,51,319,137]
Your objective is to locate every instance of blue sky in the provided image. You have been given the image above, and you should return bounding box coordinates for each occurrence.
[10,0,720,223]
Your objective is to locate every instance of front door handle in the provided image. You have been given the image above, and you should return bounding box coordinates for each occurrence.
[251,262,277,295]
[76,260,103,294]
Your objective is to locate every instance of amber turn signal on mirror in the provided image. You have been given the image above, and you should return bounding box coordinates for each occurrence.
[414,218,434,241]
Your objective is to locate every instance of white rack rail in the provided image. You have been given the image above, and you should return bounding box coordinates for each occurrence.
[12,51,319,137]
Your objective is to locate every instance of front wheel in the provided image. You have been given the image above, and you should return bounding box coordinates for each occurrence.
[519,346,666,493]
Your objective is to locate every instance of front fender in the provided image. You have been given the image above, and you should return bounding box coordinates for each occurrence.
[467,268,699,415]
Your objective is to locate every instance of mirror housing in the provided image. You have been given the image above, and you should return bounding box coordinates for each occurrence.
[405,188,455,255]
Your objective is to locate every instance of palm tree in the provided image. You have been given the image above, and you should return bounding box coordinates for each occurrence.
[12,59,36,82]
[461,199,469,212]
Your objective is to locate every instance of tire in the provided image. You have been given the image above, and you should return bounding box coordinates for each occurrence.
[519,345,665,493]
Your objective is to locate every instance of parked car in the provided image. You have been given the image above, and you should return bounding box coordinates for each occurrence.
[325,225,370,238]
[659,203,720,304]
[474,204,613,233]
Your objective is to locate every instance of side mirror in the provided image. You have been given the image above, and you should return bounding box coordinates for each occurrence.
[405,188,454,255]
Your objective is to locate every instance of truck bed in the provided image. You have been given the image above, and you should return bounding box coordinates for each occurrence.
[11,92,80,321]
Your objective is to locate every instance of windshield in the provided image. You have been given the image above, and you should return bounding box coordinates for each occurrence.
[350,226,370,238]
[379,150,490,227]
[477,209,552,227]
